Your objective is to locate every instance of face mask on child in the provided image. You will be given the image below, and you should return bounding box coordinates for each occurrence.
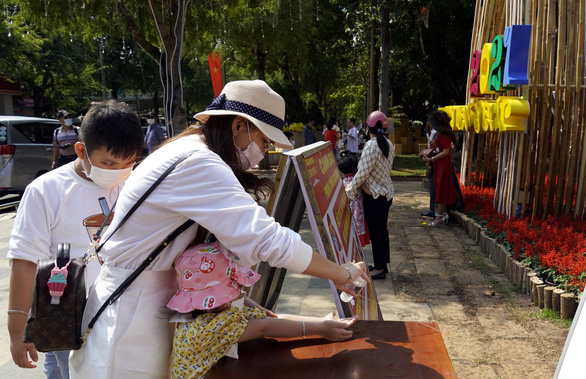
[64,118,73,127]
[82,145,132,188]
[147,118,155,125]
[234,123,265,170]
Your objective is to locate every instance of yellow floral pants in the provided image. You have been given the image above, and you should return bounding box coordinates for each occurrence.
[171,305,266,378]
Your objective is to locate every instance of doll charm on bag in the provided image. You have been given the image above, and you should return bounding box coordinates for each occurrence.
[47,259,71,304]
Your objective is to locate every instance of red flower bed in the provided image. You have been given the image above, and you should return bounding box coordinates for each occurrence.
[462,185,586,294]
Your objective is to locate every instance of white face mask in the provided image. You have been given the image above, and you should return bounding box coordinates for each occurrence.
[82,146,132,188]
[234,125,265,170]
[291,140,296,147]
[147,118,155,125]
[64,118,73,127]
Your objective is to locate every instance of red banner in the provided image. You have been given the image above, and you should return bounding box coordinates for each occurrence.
[208,52,223,97]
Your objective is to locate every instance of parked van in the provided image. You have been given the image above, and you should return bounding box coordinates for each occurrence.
[0,116,61,195]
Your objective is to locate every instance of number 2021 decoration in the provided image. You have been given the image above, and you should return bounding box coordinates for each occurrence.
[453,24,532,133]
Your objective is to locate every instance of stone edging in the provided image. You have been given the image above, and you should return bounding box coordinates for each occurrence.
[451,211,580,320]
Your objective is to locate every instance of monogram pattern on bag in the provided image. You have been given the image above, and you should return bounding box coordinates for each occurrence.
[24,257,87,352]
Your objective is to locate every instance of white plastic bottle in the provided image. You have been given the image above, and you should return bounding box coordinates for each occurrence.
[340,276,366,303]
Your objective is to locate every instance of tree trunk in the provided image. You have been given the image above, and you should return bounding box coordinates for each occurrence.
[368,12,380,113]
[252,43,267,81]
[117,0,188,136]
[159,53,186,134]
[154,90,159,114]
[379,1,390,114]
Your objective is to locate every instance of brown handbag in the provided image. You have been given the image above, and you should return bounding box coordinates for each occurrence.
[419,148,437,159]
[24,244,87,352]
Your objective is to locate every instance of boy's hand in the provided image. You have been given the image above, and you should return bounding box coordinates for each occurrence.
[10,339,38,368]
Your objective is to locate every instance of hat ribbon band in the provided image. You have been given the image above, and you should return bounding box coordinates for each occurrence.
[206,94,285,130]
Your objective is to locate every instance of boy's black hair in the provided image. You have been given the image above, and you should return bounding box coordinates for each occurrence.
[284,131,294,139]
[349,118,357,124]
[80,100,144,159]
[338,150,358,175]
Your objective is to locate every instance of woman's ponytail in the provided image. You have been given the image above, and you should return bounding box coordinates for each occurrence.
[369,121,390,158]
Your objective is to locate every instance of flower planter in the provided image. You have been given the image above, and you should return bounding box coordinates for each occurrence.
[451,210,578,318]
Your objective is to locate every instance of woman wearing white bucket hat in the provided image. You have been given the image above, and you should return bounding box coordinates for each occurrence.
[70,80,368,378]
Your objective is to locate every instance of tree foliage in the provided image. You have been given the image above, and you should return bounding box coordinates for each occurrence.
[4,0,475,126]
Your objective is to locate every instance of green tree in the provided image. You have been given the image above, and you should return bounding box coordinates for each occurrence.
[1,3,100,116]
[15,0,191,134]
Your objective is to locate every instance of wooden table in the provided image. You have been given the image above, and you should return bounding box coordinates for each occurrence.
[209,320,456,378]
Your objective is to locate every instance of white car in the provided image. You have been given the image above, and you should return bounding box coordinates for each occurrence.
[0,116,60,195]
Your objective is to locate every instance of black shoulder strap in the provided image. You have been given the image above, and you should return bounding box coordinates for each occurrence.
[94,153,192,254]
[85,219,195,335]
[82,153,196,342]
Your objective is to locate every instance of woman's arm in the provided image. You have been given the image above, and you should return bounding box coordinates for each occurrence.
[302,252,368,295]
[422,147,450,163]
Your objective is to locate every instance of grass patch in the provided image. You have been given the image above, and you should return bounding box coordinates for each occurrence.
[538,309,574,328]
[391,154,426,177]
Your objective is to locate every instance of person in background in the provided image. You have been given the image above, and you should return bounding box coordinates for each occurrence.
[421,122,439,217]
[283,131,295,152]
[52,110,79,169]
[8,101,144,379]
[144,112,165,154]
[421,110,459,226]
[303,117,315,146]
[324,118,338,156]
[344,118,359,154]
[345,111,395,280]
[338,151,369,247]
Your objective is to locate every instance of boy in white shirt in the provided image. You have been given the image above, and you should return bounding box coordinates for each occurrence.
[7,101,144,379]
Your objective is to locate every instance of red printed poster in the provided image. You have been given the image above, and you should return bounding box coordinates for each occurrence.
[288,142,380,320]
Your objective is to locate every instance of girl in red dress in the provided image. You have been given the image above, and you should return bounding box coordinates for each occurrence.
[422,111,459,226]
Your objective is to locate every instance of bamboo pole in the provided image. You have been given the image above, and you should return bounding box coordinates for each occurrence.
[513,132,524,216]
[522,0,542,217]
[495,133,505,211]
[532,0,557,220]
[559,1,579,214]
[573,0,586,217]
[477,133,485,184]
[543,0,566,218]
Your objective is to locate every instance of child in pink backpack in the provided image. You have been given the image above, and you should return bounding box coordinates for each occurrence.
[167,239,357,378]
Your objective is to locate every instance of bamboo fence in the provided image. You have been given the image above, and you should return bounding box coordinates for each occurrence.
[462,0,586,220]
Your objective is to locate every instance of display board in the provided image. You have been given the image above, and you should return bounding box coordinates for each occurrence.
[251,141,380,319]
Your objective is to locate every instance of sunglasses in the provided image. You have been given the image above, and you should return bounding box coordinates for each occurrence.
[244,120,274,151]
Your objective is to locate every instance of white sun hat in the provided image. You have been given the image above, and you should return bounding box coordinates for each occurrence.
[194,80,293,149]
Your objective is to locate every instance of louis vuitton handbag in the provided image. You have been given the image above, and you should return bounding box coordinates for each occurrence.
[23,154,193,352]
[24,244,87,351]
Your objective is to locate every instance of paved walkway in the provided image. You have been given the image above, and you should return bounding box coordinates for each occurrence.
[0,181,568,378]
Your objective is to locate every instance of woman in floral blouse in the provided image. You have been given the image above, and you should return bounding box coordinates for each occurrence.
[345,111,395,280]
